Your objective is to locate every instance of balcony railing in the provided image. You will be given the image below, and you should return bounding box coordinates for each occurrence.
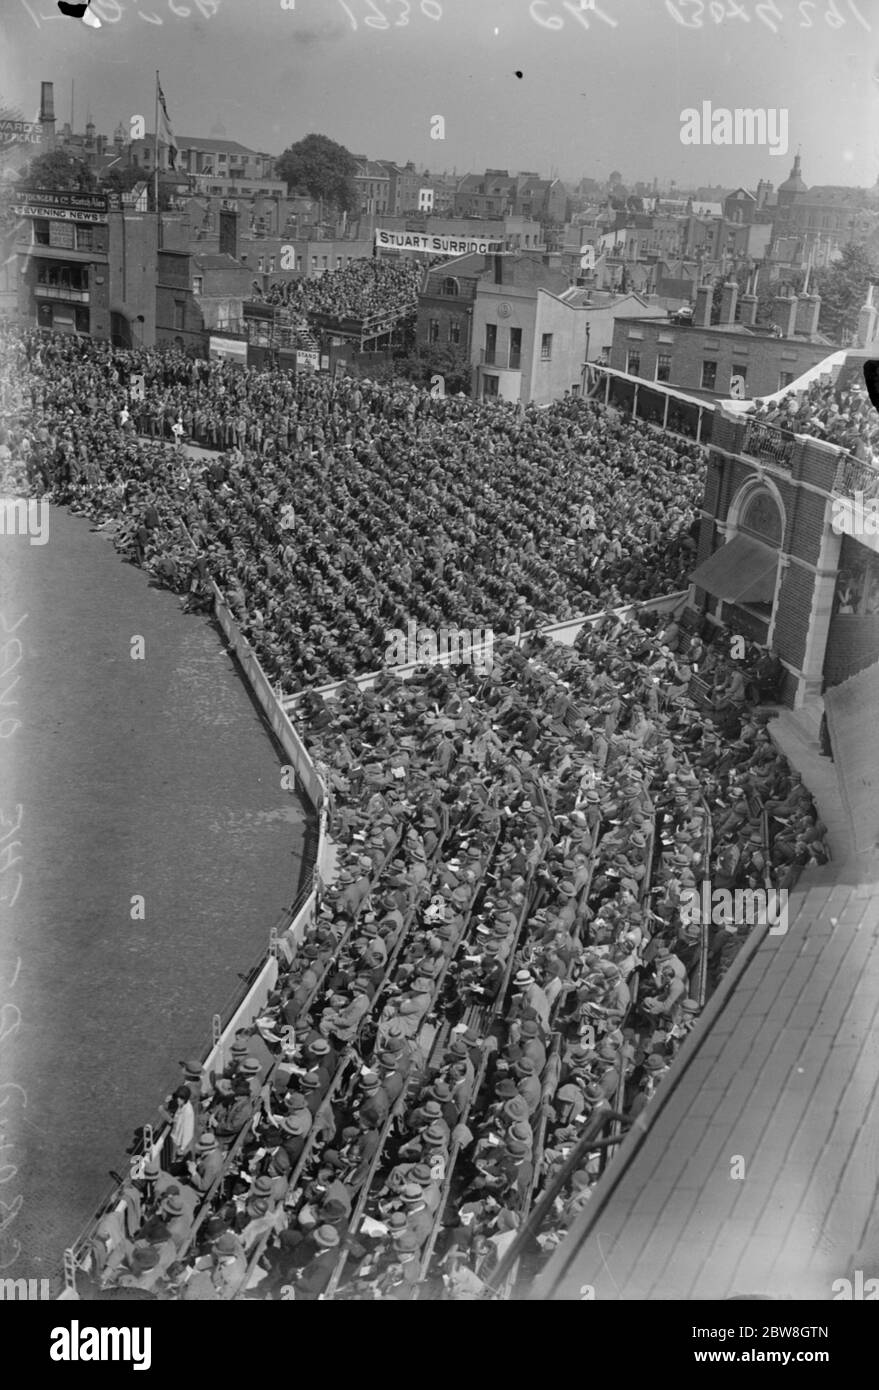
[480,348,522,370]
[33,285,89,303]
[833,452,879,500]
[741,418,795,471]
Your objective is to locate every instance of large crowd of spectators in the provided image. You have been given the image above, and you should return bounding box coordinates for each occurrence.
[3,328,703,690]
[2,322,831,1300]
[262,257,423,324]
[750,372,879,481]
[74,614,826,1300]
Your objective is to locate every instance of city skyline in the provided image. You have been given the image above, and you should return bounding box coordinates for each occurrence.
[1,0,875,191]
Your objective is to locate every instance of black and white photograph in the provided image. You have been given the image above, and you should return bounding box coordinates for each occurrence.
[0,0,878,1346]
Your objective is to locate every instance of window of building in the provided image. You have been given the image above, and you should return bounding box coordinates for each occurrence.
[75,224,94,252]
[778,371,794,390]
[571,384,581,398]
[626,349,641,377]
[701,360,718,390]
[429,319,440,344]
[443,277,459,296]
[257,257,265,274]
[449,318,461,345]
[174,300,185,331]
[32,220,50,246]
[193,275,204,294]
[297,257,303,271]
[322,256,328,269]
[656,352,672,383]
[483,374,499,399]
[509,327,522,370]
[311,256,318,270]
[541,333,553,361]
[269,256,276,273]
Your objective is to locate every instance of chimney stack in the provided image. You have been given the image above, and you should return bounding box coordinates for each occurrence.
[857,285,877,348]
[771,285,799,339]
[39,81,56,148]
[219,206,239,260]
[695,282,712,327]
[720,278,739,326]
[740,270,758,327]
[795,292,820,337]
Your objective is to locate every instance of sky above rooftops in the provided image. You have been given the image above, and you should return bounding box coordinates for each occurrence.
[2,0,875,189]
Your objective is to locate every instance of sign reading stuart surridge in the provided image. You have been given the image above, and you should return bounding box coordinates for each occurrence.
[376,228,503,256]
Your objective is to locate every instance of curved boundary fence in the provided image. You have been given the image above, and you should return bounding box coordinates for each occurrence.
[59,577,331,1295]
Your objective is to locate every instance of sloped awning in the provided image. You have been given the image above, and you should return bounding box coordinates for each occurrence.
[691,534,779,605]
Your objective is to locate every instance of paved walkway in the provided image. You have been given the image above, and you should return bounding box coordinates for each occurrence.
[533,852,879,1300]
[769,704,854,867]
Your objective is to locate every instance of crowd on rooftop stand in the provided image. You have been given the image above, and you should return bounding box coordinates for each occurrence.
[261,256,423,324]
[77,610,827,1300]
[750,373,879,482]
[2,327,702,691]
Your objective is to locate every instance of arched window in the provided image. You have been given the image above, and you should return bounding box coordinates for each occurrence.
[443,277,460,296]
[739,488,783,547]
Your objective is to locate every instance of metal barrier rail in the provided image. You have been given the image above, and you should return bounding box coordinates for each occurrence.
[323,819,504,1299]
[228,809,454,1298]
[412,1039,496,1296]
[497,1035,559,1300]
[232,1055,355,1299]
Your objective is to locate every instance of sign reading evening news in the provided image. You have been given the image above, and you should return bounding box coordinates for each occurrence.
[375,228,503,256]
[11,189,114,223]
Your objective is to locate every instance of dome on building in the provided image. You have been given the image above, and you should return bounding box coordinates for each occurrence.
[778,154,808,195]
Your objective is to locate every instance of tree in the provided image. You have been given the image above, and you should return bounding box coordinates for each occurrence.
[23,149,96,191]
[813,243,879,342]
[100,165,144,195]
[275,134,358,213]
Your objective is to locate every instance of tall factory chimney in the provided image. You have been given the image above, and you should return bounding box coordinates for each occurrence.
[39,81,56,148]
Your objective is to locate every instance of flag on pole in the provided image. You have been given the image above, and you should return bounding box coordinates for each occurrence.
[156,76,177,171]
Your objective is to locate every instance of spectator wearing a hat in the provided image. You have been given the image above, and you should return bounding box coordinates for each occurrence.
[294,1224,341,1301]
[509,968,551,1032]
[115,1242,164,1292]
[211,1078,253,1144]
[159,1189,193,1251]
[355,1072,390,1131]
[397,1181,434,1248]
[277,1093,313,1162]
[211,1231,248,1299]
[320,983,370,1045]
[398,1101,451,1161]
[187,1132,224,1194]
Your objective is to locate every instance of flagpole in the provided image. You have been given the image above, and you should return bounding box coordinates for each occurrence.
[153,70,160,233]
